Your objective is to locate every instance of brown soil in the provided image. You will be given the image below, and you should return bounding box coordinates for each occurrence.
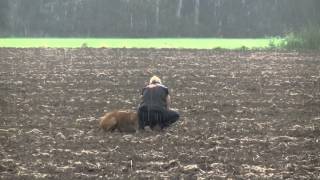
[0,48,320,179]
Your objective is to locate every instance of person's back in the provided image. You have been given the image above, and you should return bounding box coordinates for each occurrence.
[140,83,168,111]
[138,76,179,130]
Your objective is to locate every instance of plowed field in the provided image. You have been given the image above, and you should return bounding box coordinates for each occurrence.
[1,48,320,179]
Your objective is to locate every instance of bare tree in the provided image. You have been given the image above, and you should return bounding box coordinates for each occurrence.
[176,0,183,19]
[194,0,199,25]
[155,0,160,28]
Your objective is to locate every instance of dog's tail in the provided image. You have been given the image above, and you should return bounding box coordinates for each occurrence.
[98,116,105,132]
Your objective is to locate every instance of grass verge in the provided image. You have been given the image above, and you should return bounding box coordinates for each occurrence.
[0,38,282,49]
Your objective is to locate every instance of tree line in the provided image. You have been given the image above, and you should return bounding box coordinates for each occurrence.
[0,0,319,37]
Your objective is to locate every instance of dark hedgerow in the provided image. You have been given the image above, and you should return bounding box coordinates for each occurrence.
[282,25,320,50]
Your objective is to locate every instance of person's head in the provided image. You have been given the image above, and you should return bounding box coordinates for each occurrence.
[149,75,162,85]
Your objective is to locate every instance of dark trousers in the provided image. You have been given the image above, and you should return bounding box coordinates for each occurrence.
[138,107,179,130]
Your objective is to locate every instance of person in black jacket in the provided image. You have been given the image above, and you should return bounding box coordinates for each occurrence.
[138,76,180,130]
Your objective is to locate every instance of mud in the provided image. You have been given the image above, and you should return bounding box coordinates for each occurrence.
[0,48,320,179]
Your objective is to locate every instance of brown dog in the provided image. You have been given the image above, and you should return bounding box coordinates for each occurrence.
[99,110,138,133]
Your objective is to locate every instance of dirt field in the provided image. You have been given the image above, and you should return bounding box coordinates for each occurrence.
[0,48,319,179]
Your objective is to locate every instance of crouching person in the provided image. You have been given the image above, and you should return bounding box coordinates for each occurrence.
[138,76,180,130]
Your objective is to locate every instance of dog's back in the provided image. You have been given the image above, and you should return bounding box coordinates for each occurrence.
[99,110,138,133]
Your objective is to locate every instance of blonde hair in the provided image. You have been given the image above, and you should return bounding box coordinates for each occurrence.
[149,75,162,84]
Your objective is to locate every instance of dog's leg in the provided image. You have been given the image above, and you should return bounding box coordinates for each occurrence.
[110,125,117,132]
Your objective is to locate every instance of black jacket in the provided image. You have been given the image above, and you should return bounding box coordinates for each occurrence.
[139,83,169,111]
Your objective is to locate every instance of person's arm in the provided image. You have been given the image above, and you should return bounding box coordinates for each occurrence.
[166,95,171,110]
[140,87,146,100]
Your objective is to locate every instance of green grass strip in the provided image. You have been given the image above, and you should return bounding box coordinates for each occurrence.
[0,38,282,49]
